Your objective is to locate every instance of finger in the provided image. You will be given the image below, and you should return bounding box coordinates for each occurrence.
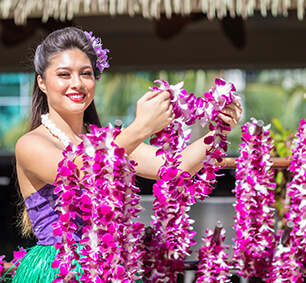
[168,104,175,119]
[222,104,242,118]
[172,110,176,120]
[219,107,234,118]
[158,90,171,101]
[233,100,241,107]
[218,112,236,127]
[224,102,240,112]
[142,91,159,101]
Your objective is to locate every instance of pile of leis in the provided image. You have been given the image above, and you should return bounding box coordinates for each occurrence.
[84,31,109,79]
[142,78,239,282]
[266,118,306,282]
[52,124,144,282]
[194,227,231,282]
[232,118,276,280]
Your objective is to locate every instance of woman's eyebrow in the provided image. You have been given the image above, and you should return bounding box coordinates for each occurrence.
[55,65,93,71]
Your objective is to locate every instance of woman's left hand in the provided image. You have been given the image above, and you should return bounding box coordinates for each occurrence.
[217,100,242,133]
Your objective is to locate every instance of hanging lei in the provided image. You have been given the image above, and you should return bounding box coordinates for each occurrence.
[77,124,144,282]
[232,118,276,280]
[42,118,145,282]
[265,118,306,282]
[142,78,239,282]
[194,227,231,283]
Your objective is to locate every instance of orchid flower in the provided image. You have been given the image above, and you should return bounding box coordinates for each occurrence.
[84,31,109,79]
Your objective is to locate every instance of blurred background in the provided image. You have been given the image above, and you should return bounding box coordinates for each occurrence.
[1,1,306,282]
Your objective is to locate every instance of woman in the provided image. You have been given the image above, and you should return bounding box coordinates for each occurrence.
[13,27,241,282]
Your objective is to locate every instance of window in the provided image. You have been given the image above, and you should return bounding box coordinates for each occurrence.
[0,73,33,152]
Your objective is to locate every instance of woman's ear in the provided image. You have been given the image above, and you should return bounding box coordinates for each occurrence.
[37,75,47,94]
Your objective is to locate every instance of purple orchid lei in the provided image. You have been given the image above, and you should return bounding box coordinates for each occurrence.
[52,124,144,282]
[194,228,231,283]
[84,31,109,79]
[52,144,83,282]
[142,78,238,282]
[285,119,306,277]
[265,235,303,283]
[232,118,277,280]
[142,120,197,282]
[265,118,306,282]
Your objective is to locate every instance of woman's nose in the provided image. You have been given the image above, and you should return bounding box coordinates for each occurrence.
[70,75,84,89]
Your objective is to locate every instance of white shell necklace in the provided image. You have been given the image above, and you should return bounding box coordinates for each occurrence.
[41,113,73,148]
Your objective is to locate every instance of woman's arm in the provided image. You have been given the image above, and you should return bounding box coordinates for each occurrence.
[125,99,242,179]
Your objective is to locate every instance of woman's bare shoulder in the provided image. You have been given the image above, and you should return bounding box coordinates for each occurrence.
[16,126,66,185]
[17,126,47,150]
[15,126,59,165]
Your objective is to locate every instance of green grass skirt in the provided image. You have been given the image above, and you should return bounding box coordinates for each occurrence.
[11,245,144,283]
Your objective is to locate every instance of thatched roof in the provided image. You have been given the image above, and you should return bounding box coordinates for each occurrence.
[0,0,305,25]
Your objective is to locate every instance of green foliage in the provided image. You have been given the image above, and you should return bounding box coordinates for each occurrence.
[269,119,296,225]
[1,118,28,152]
[270,118,295,158]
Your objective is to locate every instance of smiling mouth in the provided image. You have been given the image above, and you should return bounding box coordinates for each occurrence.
[66,94,86,101]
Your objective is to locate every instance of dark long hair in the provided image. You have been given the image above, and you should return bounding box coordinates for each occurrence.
[20,27,102,237]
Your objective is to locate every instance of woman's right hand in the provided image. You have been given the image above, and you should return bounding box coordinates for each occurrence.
[114,90,174,160]
[133,90,175,138]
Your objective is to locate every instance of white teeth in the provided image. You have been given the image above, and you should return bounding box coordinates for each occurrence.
[69,95,85,99]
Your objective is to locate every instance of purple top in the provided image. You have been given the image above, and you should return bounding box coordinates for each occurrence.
[24,184,84,246]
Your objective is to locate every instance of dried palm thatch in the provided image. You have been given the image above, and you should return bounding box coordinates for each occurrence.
[0,0,305,25]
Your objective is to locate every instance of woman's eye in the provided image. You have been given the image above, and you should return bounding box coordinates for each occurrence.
[82,71,93,76]
[57,73,70,77]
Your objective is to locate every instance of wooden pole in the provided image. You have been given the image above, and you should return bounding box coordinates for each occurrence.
[211,220,223,245]
[281,221,294,246]
[219,157,290,169]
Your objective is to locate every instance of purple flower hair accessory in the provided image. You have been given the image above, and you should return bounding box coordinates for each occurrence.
[84,31,109,79]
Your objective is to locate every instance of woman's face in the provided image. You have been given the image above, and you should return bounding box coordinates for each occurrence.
[37,48,96,117]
